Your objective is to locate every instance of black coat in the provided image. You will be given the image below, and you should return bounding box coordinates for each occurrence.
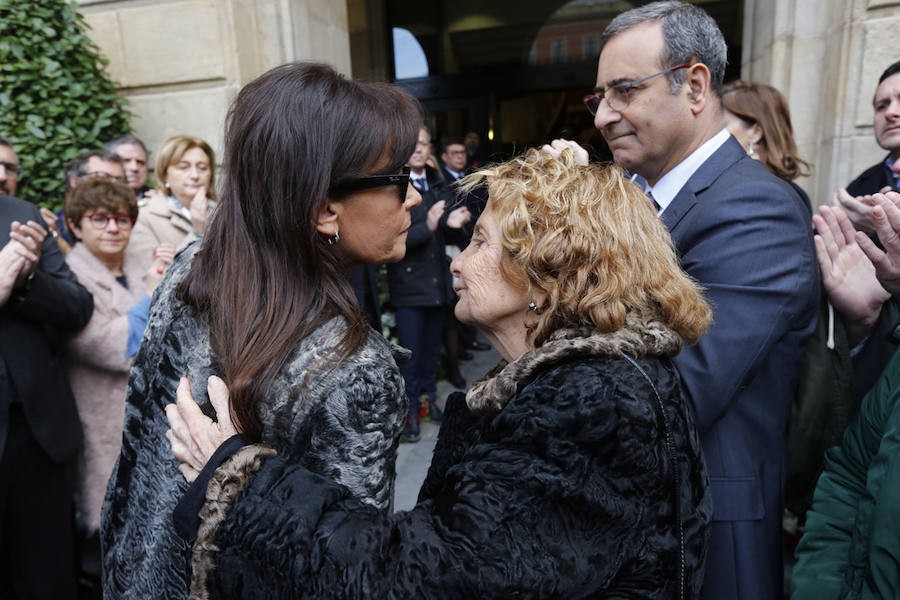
[387,166,456,308]
[0,194,93,462]
[184,324,712,599]
[846,155,896,196]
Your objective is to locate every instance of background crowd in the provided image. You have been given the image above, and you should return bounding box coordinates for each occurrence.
[1,0,900,598]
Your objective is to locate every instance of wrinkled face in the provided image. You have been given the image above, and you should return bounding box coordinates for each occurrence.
[164,147,211,207]
[69,204,133,265]
[443,143,467,171]
[874,72,900,155]
[450,205,530,333]
[408,128,430,172]
[336,170,422,265]
[113,142,149,191]
[593,22,690,184]
[0,144,19,196]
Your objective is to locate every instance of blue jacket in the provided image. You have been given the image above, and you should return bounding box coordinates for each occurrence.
[662,137,819,600]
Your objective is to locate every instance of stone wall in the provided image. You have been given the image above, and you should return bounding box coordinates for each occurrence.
[742,0,900,204]
[77,0,351,168]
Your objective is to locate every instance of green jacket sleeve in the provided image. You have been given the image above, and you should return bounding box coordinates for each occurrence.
[792,349,900,599]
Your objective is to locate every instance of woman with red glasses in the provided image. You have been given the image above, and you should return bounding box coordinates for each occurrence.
[60,177,174,593]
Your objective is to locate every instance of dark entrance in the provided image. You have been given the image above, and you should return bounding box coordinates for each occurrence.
[349,0,743,162]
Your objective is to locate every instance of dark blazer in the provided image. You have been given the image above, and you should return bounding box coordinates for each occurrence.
[846,154,896,196]
[0,194,93,462]
[386,167,455,308]
[661,137,819,600]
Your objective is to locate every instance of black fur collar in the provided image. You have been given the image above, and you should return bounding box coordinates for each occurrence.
[465,317,683,415]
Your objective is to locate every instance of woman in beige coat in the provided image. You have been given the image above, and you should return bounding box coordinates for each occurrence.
[62,179,173,592]
[125,135,216,272]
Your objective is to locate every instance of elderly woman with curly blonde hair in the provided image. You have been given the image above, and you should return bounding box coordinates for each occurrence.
[167,149,714,599]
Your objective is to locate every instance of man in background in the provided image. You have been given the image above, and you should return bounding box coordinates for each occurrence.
[0,134,94,599]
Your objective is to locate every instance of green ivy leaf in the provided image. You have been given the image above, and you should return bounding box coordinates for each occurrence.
[0,0,133,209]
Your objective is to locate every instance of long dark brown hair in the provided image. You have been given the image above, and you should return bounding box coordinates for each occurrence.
[178,62,420,440]
[722,80,811,181]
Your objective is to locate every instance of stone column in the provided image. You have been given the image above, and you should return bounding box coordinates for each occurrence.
[741,0,900,205]
[77,0,351,163]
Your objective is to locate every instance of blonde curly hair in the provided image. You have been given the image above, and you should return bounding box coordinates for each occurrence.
[459,149,711,347]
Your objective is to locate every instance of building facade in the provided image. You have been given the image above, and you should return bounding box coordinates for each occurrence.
[78,0,900,203]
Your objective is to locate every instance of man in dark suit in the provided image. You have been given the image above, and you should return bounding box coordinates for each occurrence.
[549,2,818,598]
[828,62,900,404]
[0,136,94,598]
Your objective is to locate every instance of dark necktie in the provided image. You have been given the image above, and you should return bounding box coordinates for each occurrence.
[648,190,661,212]
[412,177,428,192]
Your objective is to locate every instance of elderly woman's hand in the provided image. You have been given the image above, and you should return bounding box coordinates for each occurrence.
[541,139,589,166]
[165,376,238,483]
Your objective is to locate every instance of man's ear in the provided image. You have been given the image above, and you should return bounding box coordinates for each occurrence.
[685,63,712,115]
[316,199,341,237]
[67,219,82,241]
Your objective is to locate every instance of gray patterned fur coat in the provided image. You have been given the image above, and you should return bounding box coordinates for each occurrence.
[100,242,408,599]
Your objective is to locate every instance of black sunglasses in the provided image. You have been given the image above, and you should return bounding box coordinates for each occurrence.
[331,166,411,202]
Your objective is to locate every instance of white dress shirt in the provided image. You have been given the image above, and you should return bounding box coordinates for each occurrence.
[644,128,732,214]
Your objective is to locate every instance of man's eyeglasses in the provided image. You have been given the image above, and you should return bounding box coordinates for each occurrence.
[331,166,411,202]
[83,212,136,229]
[583,64,691,115]
[0,161,22,177]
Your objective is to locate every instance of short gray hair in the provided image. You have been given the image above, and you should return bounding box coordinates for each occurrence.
[0,134,13,150]
[600,0,727,96]
[105,133,148,155]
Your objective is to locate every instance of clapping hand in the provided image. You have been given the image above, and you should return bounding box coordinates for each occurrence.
[813,205,890,345]
[426,200,446,232]
[0,239,30,305]
[9,220,46,286]
[165,376,238,483]
[833,187,900,233]
[446,205,471,229]
[855,192,900,296]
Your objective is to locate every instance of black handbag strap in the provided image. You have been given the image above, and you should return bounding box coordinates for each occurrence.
[622,354,685,600]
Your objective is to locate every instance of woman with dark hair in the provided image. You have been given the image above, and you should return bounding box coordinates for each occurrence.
[722,80,813,212]
[101,62,423,599]
[168,150,714,599]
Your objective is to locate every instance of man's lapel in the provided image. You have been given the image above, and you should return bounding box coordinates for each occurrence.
[661,136,746,232]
